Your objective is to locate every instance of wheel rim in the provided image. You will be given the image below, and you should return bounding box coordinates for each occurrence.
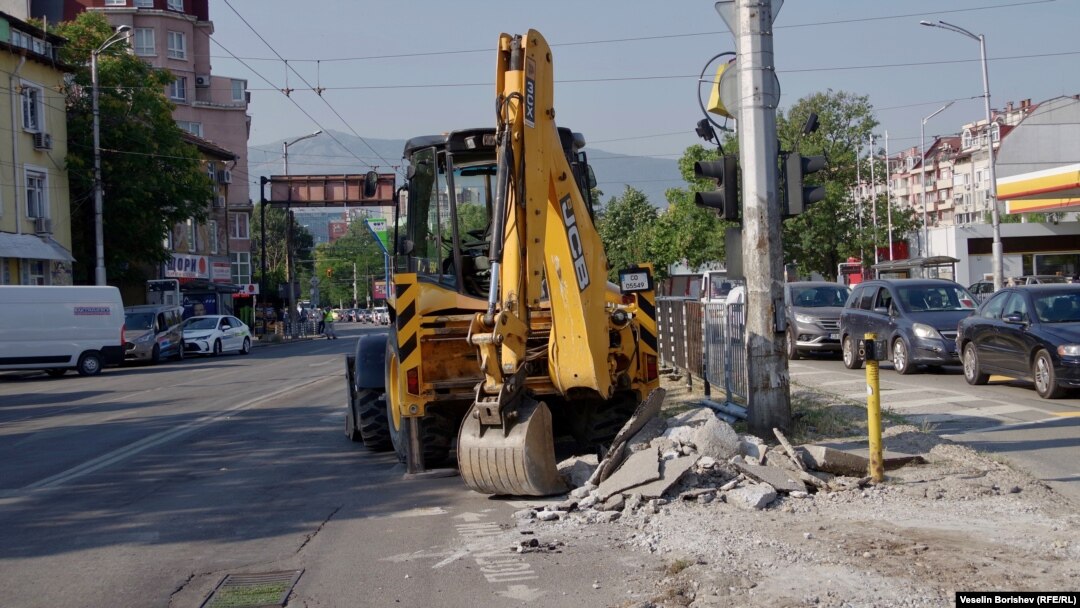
[963,345,975,379]
[1034,355,1050,393]
[243,338,250,353]
[787,332,795,357]
[83,357,100,374]
[893,340,907,371]
[843,337,852,364]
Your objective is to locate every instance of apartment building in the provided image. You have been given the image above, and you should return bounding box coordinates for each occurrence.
[32,0,253,285]
[0,10,74,285]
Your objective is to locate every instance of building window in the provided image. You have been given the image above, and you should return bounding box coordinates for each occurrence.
[186,218,197,252]
[167,31,186,60]
[177,120,202,137]
[208,220,218,254]
[169,76,187,101]
[230,212,249,239]
[24,260,47,286]
[105,0,126,5]
[26,170,47,218]
[135,0,154,6]
[961,129,973,149]
[231,79,246,102]
[231,252,251,285]
[990,123,1000,143]
[133,28,155,56]
[21,84,43,131]
[164,227,174,251]
[167,0,183,10]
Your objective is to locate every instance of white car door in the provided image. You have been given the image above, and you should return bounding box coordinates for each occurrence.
[218,318,237,351]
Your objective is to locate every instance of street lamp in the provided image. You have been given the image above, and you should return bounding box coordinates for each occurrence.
[920,100,954,258]
[91,25,131,286]
[281,130,322,337]
[920,20,1003,290]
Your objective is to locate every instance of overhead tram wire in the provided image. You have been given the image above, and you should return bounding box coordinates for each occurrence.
[221,0,399,176]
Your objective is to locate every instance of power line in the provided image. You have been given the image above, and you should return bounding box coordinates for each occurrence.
[220,0,398,175]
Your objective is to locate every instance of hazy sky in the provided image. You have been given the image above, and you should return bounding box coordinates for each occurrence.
[208,0,1078,173]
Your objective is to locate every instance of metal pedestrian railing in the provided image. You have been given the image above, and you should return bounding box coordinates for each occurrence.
[657,298,747,404]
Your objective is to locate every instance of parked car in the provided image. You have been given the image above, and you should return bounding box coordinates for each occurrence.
[968,280,997,304]
[956,285,1080,398]
[124,304,185,363]
[181,315,252,356]
[373,306,390,325]
[784,282,850,359]
[1011,275,1071,286]
[840,279,978,374]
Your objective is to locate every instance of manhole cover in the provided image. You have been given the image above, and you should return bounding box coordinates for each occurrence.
[199,570,304,608]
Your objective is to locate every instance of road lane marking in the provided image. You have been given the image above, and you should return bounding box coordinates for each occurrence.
[1050,411,1080,417]
[879,395,984,410]
[942,404,1031,418]
[789,370,836,377]
[11,376,330,495]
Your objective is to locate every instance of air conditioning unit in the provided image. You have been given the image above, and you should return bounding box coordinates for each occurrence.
[214,195,226,208]
[217,169,232,184]
[32,132,52,150]
[195,74,211,88]
[34,217,51,234]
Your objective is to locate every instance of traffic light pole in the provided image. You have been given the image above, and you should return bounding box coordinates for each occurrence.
[733,0,792,435]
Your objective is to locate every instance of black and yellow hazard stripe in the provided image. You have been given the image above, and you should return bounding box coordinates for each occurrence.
[393,273,420,365]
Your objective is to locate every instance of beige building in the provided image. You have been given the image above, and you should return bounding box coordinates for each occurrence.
[0,11,74,285]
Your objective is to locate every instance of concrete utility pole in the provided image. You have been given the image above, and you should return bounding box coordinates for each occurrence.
[731,0,791,435]
[869,134,879,265]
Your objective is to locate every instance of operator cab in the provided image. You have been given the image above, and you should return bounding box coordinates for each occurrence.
[395,127,596,298]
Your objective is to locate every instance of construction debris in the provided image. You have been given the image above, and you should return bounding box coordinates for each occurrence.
[732,461,807,493]
[773,427,807,471]
[588,388,666,485]
[558,454,599,488]
[727,483,777,510]
[596,448,662,500]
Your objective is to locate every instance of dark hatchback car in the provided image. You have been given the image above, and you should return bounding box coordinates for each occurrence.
[784,281,850,359]
[840,279,978,374]
[956,285,1080,399]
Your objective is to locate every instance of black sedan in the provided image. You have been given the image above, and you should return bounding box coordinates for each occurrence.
[957,285,1080,398]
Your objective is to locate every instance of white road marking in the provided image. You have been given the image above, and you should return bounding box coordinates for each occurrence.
[789,370,836,377]
[497,584,546,602]
[943,404,1031,418]
[14,376,329,495]
[840,387,943,400]
[880,395,984,410]
[815,378,865,386]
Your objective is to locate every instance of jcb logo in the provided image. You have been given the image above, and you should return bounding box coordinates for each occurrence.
[560,195,590,291]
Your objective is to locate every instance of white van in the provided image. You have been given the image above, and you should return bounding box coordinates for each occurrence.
[0,286,126,376]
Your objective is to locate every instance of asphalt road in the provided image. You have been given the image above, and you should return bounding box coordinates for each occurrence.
[787,353,1080,502]
[0,325,661,608]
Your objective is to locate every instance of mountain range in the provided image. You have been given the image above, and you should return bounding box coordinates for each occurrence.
[247,131,683,208]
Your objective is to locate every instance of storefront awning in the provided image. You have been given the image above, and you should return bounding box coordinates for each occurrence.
[997,163,1080,214]
[0,232,74,262]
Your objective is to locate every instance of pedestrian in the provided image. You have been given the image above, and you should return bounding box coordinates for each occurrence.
[323,307,338,340]
[317,308,325,335]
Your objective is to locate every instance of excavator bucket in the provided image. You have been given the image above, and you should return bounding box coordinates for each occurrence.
[457,397,567,496]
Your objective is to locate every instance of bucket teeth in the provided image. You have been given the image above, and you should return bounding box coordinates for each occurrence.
[457,398,567,496]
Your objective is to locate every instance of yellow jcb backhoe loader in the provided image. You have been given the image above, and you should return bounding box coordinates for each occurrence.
[345,29,661,496]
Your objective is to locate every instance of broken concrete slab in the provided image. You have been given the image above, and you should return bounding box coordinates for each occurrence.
[727,483,777,511]
[733,461,807,494]
[599,493,626,512]
[587,388,666,486]
[624,455,696,499]
[738,435,766,464]
[558,454,599,488]
[596,448,661,500]
[799,445,869,476]
[802,442,926,472]
[626,417,667,453]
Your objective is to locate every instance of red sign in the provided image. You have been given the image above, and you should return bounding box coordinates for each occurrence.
[372,280,387,300]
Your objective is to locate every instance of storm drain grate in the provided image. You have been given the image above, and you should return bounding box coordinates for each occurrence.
[199,570,304,608]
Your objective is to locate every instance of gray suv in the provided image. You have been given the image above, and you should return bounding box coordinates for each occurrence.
[784,282,850,359]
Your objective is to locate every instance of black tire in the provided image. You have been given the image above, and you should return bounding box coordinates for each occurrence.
[345,399,362,442]
[212,339,222,357]
[356,389,392,451]
[578,393,638,449]
[76,351,103,376]
[176,341,185,361]
[150,344,161,365]
[842,335,862,369]
[46,369,67,378]
[962,342,989,385]
[786,330,801,360]
[240,337,251,355]
[385,398,456,466]
[892,338,916,375]
[1033,349,1065,399]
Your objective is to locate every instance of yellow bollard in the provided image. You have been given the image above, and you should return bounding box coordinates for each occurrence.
[864,332,884,482]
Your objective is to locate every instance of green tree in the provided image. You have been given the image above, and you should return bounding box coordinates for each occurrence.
[312,220,385,307]
[596,186,657,281]
[250,204,314,297]
[55,12,215,285]
[776,90,920,280]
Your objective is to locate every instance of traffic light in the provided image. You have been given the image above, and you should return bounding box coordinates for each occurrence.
[326,267,334,278]
[694,155,740,221]
[783,152,827,216]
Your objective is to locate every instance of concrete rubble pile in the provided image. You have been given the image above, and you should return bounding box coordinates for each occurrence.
[515,401,917,525]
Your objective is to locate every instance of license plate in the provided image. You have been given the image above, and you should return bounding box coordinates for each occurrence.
[829,333,839,340]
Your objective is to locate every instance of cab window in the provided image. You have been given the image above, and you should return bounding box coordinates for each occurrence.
[980,291,1010,319]
[1002,293,1029,320]
[873,287,893,313]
